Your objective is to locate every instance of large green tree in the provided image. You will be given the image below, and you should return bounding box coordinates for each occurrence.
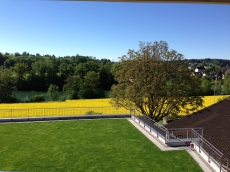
[200,76,213,95]
[11,62,29,81]
[0,53,8,66]
[0,67,17,103]
[110,41,203,121]
[63,76,82,100]
[78,71,105,99]
[48,84,59,101]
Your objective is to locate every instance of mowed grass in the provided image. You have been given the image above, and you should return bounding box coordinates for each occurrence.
[0,119,202,172]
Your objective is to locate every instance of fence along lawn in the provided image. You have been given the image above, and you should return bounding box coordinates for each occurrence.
[0,96,228,118]
[0,119,202,172]
[0,99,130,118]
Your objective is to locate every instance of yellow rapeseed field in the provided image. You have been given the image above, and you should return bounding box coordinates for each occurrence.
[0,95,228,118]
[179,95,229,116]
[0,99,129,118]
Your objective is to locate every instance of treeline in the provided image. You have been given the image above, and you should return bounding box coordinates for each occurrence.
[0,52,116,102]
[187,58,230,66]
[1,51,230,103]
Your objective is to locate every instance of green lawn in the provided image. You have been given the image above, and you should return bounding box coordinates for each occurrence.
[0,119,202,172]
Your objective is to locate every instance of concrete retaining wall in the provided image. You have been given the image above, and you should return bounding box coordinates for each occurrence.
[0,115,130,123]
[192,142,224,172]
[130,115,166,144]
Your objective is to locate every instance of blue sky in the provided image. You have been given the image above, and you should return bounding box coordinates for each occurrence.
[0,1,230,61]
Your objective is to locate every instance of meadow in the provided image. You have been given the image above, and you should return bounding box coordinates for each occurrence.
[0,119,202,172]
[0,95,228,118]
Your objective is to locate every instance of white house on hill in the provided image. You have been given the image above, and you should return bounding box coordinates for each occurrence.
[195,67,206,73]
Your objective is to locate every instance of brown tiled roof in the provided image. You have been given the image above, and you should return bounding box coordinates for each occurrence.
[165,97,230,160]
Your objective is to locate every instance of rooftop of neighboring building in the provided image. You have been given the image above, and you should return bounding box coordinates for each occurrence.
[165,97,230,160]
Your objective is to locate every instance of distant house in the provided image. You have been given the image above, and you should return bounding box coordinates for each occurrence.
[225,69,230,75]
[203,71,210,77]
[222,69,230,79]
[195,67,206,73]
[203,66,210,70]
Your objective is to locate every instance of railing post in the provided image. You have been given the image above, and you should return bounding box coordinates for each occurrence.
[208,149,210,163]
[134,110,135,120]
[227,158,229,171]
[157,124,159,138]
[139,112,140,123]
[219,155,222,172]
[191,129,193,142]
[192,132,194,142]
[165,130,168,143]
[187,129,188,139]
[143,117,145,127]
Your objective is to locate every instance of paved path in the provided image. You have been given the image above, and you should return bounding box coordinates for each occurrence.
[127,118,215,172]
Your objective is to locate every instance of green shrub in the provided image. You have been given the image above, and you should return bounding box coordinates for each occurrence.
[78,88,105,99]
[30,94,45,102]
[85,110,102,115]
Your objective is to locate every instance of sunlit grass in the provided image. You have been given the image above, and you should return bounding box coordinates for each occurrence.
[0,119,202,172]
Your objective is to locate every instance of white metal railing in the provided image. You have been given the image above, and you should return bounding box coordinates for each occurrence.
[130,108,230,172]
[191,129,230,172]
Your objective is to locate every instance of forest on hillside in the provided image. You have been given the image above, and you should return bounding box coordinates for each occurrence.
[0,52,116,102]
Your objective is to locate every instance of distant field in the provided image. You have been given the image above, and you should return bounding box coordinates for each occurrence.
[0,96,228,118]
[0,119,202,172]
[179,95,229,116]
[0,99,129,118]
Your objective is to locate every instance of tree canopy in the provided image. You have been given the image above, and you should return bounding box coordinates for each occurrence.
[0,67,17,103]
[110,41,204,121]
[48,84,59,101]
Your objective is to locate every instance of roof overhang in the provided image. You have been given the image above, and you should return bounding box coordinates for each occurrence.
[65,0,230,4]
